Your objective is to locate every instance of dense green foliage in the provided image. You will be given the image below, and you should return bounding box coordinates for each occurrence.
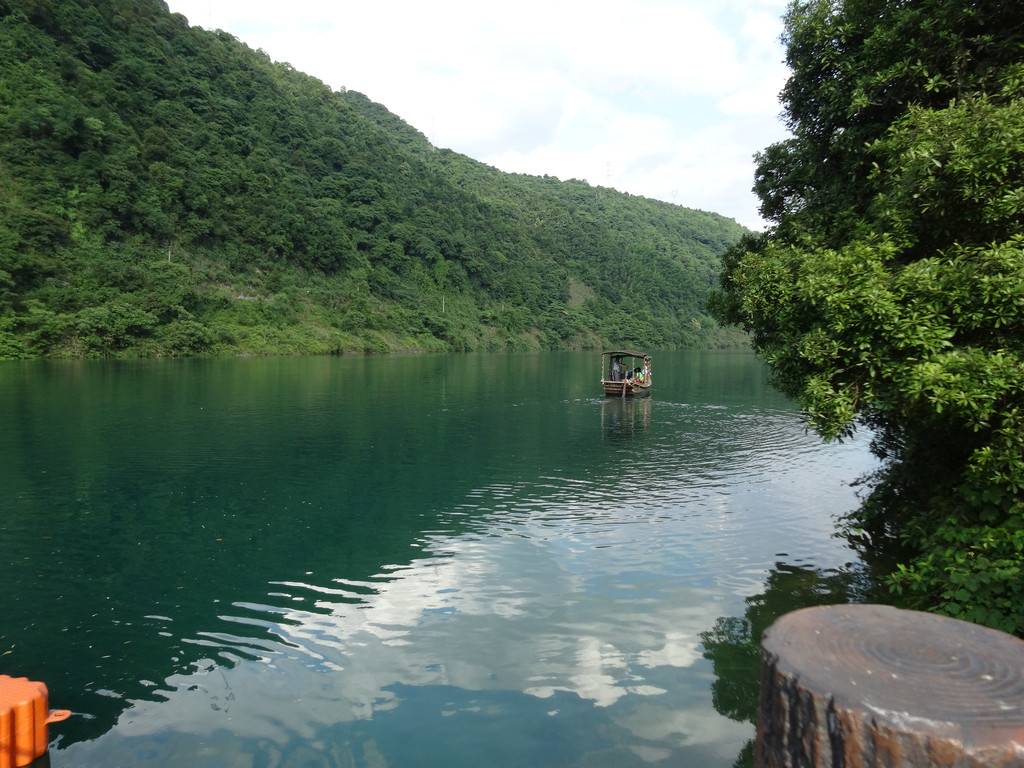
[709,0,1024,633]
[0,0,747,359]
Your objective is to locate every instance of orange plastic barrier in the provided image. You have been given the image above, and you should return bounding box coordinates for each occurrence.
[0,676,71,768]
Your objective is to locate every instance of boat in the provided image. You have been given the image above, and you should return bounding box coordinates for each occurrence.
[600,350,652,398]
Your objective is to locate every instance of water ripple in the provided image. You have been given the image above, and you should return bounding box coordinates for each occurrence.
[22,353,881,768]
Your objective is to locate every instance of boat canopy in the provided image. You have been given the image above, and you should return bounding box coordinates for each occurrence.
[602,350,649,359]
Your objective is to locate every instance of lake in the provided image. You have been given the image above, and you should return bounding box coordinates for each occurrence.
[0,350,881,767]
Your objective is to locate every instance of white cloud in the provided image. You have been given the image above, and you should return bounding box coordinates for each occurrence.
[166,0,792,229]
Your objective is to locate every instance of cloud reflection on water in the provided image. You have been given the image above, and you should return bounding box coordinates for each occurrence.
[57,392,877,767]
[62,483,752,765]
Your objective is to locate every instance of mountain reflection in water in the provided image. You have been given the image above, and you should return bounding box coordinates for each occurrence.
[0,351,880,767]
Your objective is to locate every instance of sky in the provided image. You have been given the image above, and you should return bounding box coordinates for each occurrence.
[164,0,793,231]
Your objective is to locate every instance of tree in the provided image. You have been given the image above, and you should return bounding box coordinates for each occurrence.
[710,0,1024,633]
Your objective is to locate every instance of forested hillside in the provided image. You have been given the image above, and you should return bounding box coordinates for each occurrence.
[0,0,748,358]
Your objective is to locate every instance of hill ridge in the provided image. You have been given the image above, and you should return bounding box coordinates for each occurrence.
[0,0,748,357]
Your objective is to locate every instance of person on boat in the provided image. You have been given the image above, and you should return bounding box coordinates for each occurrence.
[612,359,621,381]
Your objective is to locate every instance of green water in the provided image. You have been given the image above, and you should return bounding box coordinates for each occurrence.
[0,351,880,767]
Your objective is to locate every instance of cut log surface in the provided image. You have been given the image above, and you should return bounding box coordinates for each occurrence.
[756,604,1024,768]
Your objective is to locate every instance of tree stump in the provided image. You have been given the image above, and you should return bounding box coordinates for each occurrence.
[756,604,1024,767]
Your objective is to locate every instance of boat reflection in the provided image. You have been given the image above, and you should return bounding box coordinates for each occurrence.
[601,396,652,438]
